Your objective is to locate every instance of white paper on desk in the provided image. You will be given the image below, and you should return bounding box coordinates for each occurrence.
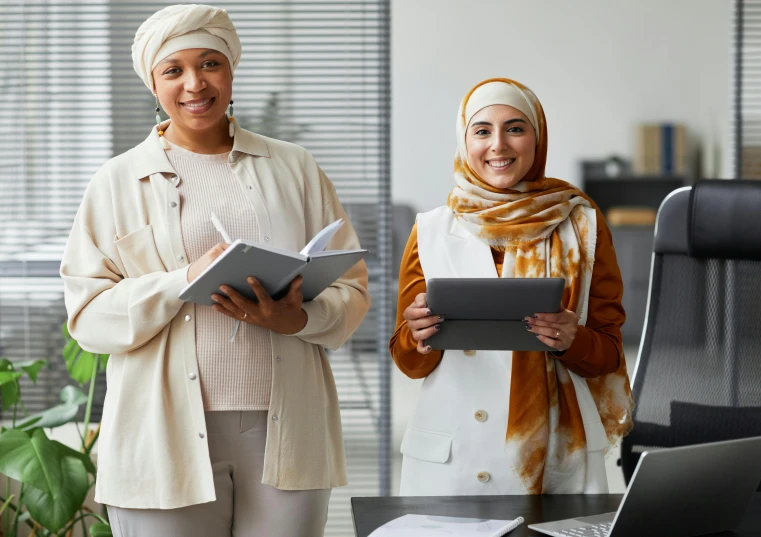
[368,514,524,537]
[299,218,344,256]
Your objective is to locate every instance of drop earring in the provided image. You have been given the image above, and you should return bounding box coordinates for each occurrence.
[227,100,235,138]
[155,95,169,150]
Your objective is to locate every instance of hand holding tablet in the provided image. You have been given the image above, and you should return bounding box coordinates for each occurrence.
[422,278,566,351]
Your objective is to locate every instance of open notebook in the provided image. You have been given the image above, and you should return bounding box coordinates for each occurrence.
[178,217,367,306]
[369,514,524,537]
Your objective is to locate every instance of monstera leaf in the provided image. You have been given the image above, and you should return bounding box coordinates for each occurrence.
[14,359,46,383]
[90,522,113,536]
[16,386,89,430]
[0,361,22,411]
[62,324,108,384]
[0,358,46,411]
[0,428,89,532]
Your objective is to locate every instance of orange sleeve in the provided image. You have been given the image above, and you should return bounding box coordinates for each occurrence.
[388,223,444,379]
[557,206,626,378]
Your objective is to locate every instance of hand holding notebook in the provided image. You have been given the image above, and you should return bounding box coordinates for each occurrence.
[179,214,367,306]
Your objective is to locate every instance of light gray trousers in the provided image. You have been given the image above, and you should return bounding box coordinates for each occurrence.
[107,411,331,537]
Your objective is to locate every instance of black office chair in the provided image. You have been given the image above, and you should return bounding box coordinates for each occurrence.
[621,180,761,486]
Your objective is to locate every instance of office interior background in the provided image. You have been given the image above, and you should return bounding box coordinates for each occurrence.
[0,0,757,536]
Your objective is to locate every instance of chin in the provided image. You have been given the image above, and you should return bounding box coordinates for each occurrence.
[184,116,225,131]
[483,175,522,190]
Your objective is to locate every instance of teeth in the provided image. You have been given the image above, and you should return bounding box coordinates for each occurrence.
[488,159,514,167]
[183,99,212,108]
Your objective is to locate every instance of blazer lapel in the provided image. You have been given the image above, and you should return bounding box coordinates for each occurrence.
[441,217,498,278]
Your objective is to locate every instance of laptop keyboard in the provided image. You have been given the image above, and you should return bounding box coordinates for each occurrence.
[556,521,612,537]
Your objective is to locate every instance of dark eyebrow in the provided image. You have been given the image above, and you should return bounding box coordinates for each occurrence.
[159,49,221,66]
[471,118,528,128]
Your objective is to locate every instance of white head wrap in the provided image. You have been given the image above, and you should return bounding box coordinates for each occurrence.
[132,4,241,92]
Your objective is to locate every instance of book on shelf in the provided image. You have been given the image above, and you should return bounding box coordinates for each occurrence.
[634,123,687,176]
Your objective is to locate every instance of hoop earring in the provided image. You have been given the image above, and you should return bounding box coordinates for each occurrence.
[227,99,235,138]
[155,95,169,150]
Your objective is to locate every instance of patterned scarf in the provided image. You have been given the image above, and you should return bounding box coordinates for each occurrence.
[447,78,633,493]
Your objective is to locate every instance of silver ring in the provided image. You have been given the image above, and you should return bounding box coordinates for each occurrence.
[555,330,560,339]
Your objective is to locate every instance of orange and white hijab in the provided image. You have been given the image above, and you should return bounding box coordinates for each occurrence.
[447,78,633,493]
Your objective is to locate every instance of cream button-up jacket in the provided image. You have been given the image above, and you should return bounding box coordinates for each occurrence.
[60,121,371,509]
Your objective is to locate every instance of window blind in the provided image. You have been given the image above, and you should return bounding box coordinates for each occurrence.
[0,2,392,535]
[733,0,761,179]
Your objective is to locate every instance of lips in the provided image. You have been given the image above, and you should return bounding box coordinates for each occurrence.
[179,97,215,113]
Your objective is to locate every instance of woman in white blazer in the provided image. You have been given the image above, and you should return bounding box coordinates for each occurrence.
[389,78,633,496]
[60,5,369,536]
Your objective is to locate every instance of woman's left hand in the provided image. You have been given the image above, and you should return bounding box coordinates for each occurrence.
[524,307,579,352]
[211,276,308,335]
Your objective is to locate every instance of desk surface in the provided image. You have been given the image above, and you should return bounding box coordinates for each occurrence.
[351,493,761,537]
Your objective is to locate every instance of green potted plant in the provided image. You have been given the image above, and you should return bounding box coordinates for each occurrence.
[0,324,111,536]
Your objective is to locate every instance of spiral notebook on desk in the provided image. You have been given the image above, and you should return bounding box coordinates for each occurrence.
[368,514,524,537]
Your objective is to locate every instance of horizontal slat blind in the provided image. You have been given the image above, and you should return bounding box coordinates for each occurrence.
[0,0,113,427]
[0,2,391,535]
[734,0,761,179]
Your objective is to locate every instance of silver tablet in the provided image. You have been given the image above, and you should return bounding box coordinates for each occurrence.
[424,277,565,351]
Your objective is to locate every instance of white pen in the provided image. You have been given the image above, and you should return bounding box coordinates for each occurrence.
[210,212,233,243]
[210,211,239,343]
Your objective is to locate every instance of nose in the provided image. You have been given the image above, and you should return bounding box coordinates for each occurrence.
[183,68,206,93]
[491,130,509,152]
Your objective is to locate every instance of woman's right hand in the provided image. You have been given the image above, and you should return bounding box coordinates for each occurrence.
[402,293,444,354]
[187,243,229,282]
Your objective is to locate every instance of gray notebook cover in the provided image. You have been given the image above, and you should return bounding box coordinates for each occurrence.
[178,239,367,306]
[424,277,565,351]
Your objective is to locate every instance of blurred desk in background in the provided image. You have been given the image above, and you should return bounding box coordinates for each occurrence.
[581,174,687,344]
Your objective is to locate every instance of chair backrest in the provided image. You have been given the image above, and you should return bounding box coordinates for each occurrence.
[621,180,761,484]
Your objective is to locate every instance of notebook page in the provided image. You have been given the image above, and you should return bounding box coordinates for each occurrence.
[300,218,344,256]
[368,514,524,537]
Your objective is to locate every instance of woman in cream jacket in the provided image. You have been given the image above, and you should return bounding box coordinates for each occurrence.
[390,78,633,496]
[60,5,369,536]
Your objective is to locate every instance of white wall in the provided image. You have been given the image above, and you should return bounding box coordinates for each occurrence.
[391,0,732,213]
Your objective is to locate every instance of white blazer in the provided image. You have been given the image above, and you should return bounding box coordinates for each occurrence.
[399,206,609,496]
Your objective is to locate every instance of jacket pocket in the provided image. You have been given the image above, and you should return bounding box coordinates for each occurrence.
[114,224,167,278]
[400,426,452,463]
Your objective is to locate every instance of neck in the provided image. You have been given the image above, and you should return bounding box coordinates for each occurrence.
[163,117,233,154]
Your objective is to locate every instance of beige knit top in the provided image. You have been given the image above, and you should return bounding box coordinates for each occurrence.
[166,140,272,411]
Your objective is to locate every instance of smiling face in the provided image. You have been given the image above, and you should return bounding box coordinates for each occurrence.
[465,104,537,189]
[151,48,232,134]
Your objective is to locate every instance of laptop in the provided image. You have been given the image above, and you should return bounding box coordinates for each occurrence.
[528,436,761,537]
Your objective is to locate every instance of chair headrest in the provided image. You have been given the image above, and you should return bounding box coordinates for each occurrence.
[688,179,761,260]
